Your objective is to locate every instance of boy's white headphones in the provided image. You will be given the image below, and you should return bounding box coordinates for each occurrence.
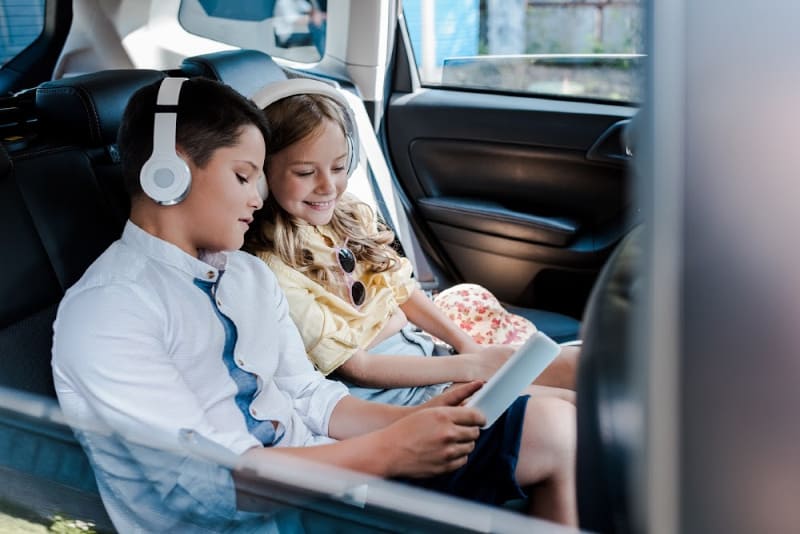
[139,77,192,205]
[251,78,360,178]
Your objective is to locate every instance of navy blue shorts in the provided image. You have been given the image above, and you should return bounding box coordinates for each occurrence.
[400,395,530,505]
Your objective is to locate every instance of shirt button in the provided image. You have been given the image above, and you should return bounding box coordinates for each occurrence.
[216,299,222,307]
[250,407,258,417]
[236,358,245,367]
[206,270,215,279]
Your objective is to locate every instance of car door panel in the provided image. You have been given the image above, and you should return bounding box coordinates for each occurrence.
[385,89,635,318]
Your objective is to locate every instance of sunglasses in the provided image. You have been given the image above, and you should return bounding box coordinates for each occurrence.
[334,238,366,308]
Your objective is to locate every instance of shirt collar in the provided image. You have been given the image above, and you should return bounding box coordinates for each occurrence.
[121,220,229,282]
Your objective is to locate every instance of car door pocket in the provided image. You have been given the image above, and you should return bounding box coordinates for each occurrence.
[417,197,579,247]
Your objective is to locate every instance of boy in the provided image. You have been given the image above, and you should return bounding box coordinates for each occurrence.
[51,77,576,532]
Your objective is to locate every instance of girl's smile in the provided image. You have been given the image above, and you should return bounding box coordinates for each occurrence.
[267,118,349,226]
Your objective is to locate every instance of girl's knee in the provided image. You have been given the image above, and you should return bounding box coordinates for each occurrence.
[523,396,576,454]
[525,384,576,404]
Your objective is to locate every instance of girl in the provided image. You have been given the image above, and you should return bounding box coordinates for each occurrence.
[246,81,578,405]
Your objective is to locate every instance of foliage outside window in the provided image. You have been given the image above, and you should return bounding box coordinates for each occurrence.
[403,0,644,103]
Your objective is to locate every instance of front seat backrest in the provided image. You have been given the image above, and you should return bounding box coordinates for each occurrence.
[576,225,644,533]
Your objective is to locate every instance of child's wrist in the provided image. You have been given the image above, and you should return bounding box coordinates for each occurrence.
[454,335,478,354]
[369,430,396,477]
[460,353,480,382]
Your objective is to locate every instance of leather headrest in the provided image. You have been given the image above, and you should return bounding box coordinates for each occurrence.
[35,70,166,147]
[181,49,287,98]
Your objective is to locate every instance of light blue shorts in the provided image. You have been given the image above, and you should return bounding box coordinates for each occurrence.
[340,325,451,406]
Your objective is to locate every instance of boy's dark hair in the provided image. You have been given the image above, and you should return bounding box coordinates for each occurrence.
[117,77,270,198]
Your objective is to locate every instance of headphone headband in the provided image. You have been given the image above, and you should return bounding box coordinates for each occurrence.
[150,78,186,158]
[252,78,360,177]
[140,77,192,205]
[156,77,186,105]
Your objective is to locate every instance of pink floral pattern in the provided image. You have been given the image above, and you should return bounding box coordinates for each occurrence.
[432,283,538,346]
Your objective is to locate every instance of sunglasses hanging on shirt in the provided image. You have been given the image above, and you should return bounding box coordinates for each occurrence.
[334,238,366,308]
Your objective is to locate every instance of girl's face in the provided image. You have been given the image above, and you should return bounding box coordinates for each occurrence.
[267,118,349,226]
[177,124,266,255]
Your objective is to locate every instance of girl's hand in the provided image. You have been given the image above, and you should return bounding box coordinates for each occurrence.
[452,338,481,354]
[421,381,484,409]
[467,345,516,381]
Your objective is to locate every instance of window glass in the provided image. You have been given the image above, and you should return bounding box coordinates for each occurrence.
[0,0,46,66]
[179,0,327,64]
[403,0,644,103]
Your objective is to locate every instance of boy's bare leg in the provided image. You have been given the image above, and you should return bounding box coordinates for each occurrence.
[515,396,577,526]
[532,345,580,391]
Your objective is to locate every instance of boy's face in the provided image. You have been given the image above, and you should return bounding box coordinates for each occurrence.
[267,118,349,226]
[177,124,266,255]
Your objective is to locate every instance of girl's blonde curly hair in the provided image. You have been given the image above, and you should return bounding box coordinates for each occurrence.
[244,92,403,286]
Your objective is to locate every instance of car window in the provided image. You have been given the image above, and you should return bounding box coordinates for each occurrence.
[0,0,46,66]
[178,0,327,64]
[402,0,644,103]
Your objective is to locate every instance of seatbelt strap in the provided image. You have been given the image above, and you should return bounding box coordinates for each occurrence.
[340,89,438,289]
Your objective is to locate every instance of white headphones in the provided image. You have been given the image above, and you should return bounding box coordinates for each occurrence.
[139,77,192,205]
[251,78,360,178]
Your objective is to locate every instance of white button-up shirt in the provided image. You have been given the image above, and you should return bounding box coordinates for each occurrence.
[52,221,349,532]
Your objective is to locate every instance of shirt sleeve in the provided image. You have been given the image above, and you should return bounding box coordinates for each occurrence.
[384,257,418,305]
[264,272,350,436]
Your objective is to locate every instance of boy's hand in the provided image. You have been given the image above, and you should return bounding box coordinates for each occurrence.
[379,406,485,478]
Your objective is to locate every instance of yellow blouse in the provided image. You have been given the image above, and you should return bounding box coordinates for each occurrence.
[257,221,418,376]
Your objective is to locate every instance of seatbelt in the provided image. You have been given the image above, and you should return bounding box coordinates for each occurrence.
[340,89,439,290]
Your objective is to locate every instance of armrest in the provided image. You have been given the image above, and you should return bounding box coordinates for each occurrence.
[417,197,579,247]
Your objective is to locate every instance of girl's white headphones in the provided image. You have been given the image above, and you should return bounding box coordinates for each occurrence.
[251,78,360,178]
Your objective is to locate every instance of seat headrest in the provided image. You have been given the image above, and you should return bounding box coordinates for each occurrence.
[36,70,166,147]
[181,49,287,98]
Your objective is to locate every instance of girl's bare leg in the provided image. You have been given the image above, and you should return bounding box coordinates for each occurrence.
[525,384,576,404]
[515,396,577,526]
[532,345,580,390]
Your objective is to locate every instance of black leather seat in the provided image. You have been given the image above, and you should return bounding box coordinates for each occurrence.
[0,70,165,397]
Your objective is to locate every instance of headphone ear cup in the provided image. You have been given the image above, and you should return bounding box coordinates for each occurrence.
[140,154,192,205]
[344,106,359,178]
[140,77,191,205]
[345,134,357,178]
